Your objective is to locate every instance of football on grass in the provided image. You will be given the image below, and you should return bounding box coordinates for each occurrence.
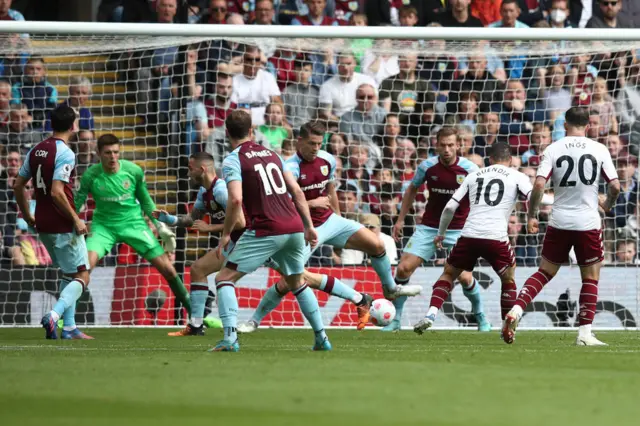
[369,299,396,326]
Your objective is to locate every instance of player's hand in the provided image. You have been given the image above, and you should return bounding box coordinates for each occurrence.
[527,217,539,234]
[310,196,332,210]
[74,219,87,236]
[305,227,318,249]
[157,222,177,253]
[434,235,444,249]
[192,220,210,232]
[392,220,404,242]
[25,214,36,229]
[216,233,231,258]
[153,209,177,225]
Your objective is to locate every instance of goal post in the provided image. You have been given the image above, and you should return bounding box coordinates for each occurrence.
[0,22,638,330]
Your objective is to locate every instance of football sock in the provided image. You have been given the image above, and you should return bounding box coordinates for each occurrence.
[189,282,209,327]
[318,275,362,304]
[579,279,598,326]
[429,280,454,311]
[371,251,395,291]
[168,275,191,315]
[391,277,410,321]
[462,278,484,315]
[52,279,84,320]
[59,278,77,331]
[501,280,518,320]
[293,284,327,342]
[216,281,238,343]
[515,269,553,310]
[251,283,286,325]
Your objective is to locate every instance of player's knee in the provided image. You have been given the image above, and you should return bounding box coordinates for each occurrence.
[457,271,473,287]
[396,262,413,279]
[191,262,206,282]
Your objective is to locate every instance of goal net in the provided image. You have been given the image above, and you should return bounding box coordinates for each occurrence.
[0,26,638,330]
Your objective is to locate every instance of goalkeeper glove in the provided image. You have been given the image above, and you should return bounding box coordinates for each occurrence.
[156,222,177,253]
[157,211,178,226]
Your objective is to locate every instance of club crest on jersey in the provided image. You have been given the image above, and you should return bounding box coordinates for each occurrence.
[320,165,329,176]
[210,200,218,211]
[456,175,465,184]
[122,179,131,190]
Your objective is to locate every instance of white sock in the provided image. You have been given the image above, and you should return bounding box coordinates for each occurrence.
[50,311,60,322]
[427,306,439,318]
[353,293,363,304]
[191,317,203,327]
[578,324,592,337]
[63,326,77,332]
[512,305,523,318]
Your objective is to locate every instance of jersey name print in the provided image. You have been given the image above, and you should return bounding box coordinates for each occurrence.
[537,137,617,231]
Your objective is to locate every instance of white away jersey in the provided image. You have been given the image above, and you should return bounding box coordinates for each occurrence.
[451,164,532,241]
[537,137,617,231]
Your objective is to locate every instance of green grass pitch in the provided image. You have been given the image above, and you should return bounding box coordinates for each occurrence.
[1,329,639,426]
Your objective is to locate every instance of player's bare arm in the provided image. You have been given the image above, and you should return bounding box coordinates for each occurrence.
[13,175,36,227]
[527,176,547,234]
[393,184,418,242]
[601,178,621,213]
[436,198,460,249]
[283,170,318,248]
[51,180,86,235]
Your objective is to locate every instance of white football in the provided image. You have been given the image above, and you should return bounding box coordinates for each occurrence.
[369,299,396,327]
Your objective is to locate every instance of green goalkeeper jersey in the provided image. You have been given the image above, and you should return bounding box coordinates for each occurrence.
[75,160,158,226]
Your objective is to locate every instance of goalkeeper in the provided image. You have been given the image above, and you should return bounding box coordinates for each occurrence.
[75,134,191,320]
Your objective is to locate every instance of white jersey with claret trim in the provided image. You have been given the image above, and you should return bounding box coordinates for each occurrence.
[537,136,617,231]
[451,164,532,241]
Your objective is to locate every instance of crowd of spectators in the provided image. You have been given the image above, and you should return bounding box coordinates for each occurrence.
[3,0,640,267]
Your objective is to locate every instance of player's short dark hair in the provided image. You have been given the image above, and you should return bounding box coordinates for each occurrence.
[97,134,120,152]
[436,126,457,143]
[190,151,215,164]
[299,121,326,140]
[489,142,512,162]
[50,104,77,132]
[225,110,252,140]
[565,106,590,127]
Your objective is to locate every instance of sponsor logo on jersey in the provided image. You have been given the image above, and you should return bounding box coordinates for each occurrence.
[301,180,329,192]
[431,175,438,181]
[456,175,465,184]
[320,165,329,176]
[430,187,456,194]
[122,179,131,190]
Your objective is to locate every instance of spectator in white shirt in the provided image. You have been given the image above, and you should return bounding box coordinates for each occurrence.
[319,52,377,119]
[230,45,281,126]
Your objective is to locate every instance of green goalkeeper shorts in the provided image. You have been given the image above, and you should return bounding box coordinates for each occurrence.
[87,220,165,261]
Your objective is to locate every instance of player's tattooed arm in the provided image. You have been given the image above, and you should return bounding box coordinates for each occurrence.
[602,178,621,213]
[527,176,547,220]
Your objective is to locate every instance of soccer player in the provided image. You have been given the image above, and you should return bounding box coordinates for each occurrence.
[211,110,327,352]
[74,134,191,320]
[388,126,490,332]
[153,151,248,336]
[503,106,620,346]
[238,121,421,333]
[13,104,92,339]
[413,142,534,333]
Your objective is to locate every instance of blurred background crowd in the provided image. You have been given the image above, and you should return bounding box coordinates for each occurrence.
[2,0,640,269]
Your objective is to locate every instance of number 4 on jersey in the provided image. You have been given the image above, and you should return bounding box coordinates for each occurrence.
[36,164,47,195]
